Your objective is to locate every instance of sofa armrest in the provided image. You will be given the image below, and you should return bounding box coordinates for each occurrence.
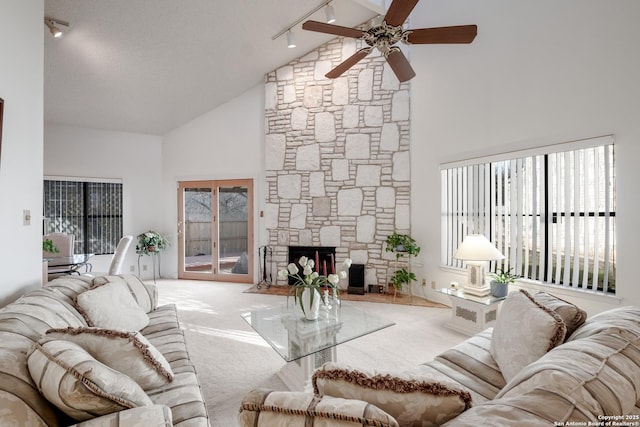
[69,405,172,427]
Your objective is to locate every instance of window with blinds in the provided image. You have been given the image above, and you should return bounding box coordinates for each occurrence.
[43,178,123,255]
[441,136,616,294]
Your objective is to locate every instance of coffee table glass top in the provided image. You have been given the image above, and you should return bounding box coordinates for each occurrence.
[241,302,395,362]
[440,287,506,305]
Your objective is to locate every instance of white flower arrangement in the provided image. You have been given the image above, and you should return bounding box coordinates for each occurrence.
[278,256,352,314]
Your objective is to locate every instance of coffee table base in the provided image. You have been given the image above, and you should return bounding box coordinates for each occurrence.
[278,347,337,391]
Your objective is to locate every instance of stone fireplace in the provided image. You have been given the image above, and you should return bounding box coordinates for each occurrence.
[264,35,412,290]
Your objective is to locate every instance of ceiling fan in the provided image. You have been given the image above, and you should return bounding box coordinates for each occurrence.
[302,0,477,82]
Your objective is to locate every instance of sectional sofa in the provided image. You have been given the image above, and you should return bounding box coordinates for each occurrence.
[239,289,640,426]
[0,274,209,426]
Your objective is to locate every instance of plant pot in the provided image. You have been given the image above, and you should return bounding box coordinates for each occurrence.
[490,280,509,298]
[300,288,321,321]
[146,245,156,252]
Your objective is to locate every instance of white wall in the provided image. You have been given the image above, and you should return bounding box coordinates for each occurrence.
[160,84,264,279]
[0,1,44,306]
[36,0,640,313]
[44,123,163,278]
[410,0,640,314]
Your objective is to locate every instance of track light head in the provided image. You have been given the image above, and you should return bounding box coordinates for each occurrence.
[286,30,296,48]
[272,0,337,48]
[325,4,336,24]
[44,17,69,38]
[50,25,62,38]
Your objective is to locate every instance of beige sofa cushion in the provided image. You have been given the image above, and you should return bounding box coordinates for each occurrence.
[490,290,566,381]
[10,287,89,328]
[76,281,149,331]
[0,288,88,334]
[67,404,174,427]
[92,275,158,313]
[413,328,506,404]
[139,305,210,426]
[27,338,152,421]
[496,307,640,418]
[567,306,640,342]
[441,387,597,426]
[312,362,472,427]
[239,388,399,427]
[0,390,55,427]
[533,291,587,338]
[46,327,174,390]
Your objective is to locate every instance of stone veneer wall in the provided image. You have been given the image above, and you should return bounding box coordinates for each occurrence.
[264,36,411,289]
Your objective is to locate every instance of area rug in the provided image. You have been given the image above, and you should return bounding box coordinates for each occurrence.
[243,284,447,308]
[154,279,464,426]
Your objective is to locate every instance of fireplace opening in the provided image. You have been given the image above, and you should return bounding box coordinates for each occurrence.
[348,264,365,295]
[287,246,336,285]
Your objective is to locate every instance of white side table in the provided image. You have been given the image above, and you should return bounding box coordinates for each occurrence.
[440,288,506,336]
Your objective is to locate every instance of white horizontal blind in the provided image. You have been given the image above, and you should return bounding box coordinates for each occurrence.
[441,139,616,293]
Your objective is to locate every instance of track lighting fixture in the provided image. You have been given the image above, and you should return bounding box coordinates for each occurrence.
[272,1,335,48]
[44,17,69,38]
[286,30,296,48]
[325,4,336,24]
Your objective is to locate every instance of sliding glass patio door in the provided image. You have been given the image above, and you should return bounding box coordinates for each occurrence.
[177,179,253,283]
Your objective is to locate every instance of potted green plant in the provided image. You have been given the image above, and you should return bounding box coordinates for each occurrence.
[278,256,351,320]
[135,231,170,255]
[42,239,59,254]
[385,233,421,258]
[489,267,519,297]
[385,233,421,296]
[388,267,417,291]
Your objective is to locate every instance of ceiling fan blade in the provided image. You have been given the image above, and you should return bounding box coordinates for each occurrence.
[386,49,416,82]
[384,0,420,27]
[326,48,372,78]
[405,25,478,44]
[302,20,365,39]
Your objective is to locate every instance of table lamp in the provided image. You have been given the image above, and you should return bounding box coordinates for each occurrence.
[453,234,505,296]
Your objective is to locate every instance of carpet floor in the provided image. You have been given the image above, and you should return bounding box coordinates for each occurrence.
[154,279,466,427]
[243,284,448,308]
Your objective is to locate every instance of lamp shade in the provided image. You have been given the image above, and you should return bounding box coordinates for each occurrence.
[453,234,505,261]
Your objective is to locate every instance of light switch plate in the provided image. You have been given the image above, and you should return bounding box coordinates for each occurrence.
[23,209,31,226]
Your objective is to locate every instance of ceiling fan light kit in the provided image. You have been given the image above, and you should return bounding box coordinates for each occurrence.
[302,0,477,82]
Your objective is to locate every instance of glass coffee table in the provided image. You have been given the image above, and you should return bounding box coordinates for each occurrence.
[241,302,395,390]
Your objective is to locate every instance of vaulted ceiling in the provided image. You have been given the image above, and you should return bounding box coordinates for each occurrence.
[44,0,383,135]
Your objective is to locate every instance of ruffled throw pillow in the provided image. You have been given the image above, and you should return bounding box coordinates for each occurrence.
[27,338,152,421]
[239,388,399,427]
[490,289,567,381]
[76,281,149,331]
[46,326,173,390]
[312,362,472,427]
